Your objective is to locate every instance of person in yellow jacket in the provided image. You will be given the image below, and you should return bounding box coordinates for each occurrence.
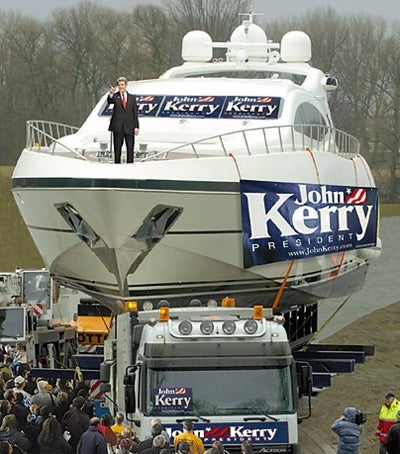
[375,392,400,454]
[173,420,205,454]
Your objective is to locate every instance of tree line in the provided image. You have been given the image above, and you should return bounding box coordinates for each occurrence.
[0,0,399,201]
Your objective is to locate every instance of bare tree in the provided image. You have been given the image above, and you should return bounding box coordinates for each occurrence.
[167,0,251,41]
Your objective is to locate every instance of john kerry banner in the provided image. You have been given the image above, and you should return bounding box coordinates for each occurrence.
[240,180,378,268]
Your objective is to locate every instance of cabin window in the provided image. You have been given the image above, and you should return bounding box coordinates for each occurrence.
[294,102,327,140]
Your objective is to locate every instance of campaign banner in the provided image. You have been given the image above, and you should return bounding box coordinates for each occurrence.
[136,95,164,116]
[100,95,281,119]
[164,421,289,445]
[240,180,378,268]
[158,95,225,118]
[221,96,281,119]
[151,387,193,414]
[99,95,164,117]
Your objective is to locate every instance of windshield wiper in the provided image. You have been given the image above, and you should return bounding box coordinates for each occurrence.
[176,413,210,423]
[244,414,279,422]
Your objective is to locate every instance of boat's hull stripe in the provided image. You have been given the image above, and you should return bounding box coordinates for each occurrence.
[12,177,238,193]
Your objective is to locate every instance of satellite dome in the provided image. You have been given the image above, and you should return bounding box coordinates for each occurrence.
[280,31,311,63]
[182,31,212,62]
[228,23,268,62]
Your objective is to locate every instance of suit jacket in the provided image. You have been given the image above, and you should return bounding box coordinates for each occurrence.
[107,91,139,134]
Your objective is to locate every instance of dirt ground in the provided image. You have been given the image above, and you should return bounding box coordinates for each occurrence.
[298,299,400,453]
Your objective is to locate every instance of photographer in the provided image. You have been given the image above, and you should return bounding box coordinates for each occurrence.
[331,407,362,454]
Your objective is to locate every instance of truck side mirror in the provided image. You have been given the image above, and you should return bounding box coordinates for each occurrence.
[100,362,111,382]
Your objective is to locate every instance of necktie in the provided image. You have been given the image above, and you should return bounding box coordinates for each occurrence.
[122,93,127,109]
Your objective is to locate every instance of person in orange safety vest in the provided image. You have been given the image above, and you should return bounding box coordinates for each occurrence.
[376,392,400,454]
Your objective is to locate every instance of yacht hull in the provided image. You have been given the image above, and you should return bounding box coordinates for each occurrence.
[12,148,378,311]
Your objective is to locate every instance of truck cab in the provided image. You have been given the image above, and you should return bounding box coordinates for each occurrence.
[102,301,308,453]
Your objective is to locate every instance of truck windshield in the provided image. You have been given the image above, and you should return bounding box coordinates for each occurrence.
[144,365,294,416]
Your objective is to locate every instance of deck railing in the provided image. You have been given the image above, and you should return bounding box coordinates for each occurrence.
[141,124,360,161]
[26,120,85,159]
[26,120,360,162]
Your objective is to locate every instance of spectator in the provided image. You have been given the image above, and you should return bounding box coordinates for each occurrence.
[25,405,47,454]
[111,413,125,436]
[140,435,167,454]
[331,407,362,454]
[241,440,253,454]
[144,419,169,444]
[99,413,117,449]
[376,392,400,454]
[117,427,140,454]
[11,393,29,432]
[386,410,400,454]
[31,381,56,410]
[38,415,72,454]
[23,373,37,397]
[0,361,11,382]
[62,396,90,452]
[53,379,73,403]
[138,424,163,454]
[53,392,70,424]
[13,376,31,407]
[212,441,224,454]
[75,387,93,418]
[173,420,204,454]
[0,400,11,427]
[76,417,107,454]
[9,345,29,378]
[0,414,30,454]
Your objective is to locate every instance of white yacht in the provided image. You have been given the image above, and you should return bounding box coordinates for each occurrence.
[12,15,380,311]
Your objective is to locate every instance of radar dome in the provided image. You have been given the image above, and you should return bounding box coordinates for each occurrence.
[182,31,212,62]
[280,31,311,63]
[228,22,267,61]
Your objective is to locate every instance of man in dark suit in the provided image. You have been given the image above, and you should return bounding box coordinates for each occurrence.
[107,76,140,163]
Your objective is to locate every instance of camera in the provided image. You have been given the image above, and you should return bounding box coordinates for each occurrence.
[355,410,367,425]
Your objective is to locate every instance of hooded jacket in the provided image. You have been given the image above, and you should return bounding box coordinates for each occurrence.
[331,407,362,454]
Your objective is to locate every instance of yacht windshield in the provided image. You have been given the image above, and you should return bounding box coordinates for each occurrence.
[183,71,306,85]
[144,365,294,416]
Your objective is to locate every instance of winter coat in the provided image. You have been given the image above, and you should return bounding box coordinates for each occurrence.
[0,429,31,454]
[331,407,362,454]
[386,422,400,454]
[62,408,90,451]
[39,435,73,454]
[77,426,108,454]
[376,398,400,444]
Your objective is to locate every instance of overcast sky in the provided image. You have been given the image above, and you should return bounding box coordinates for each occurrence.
[1,0,400,24]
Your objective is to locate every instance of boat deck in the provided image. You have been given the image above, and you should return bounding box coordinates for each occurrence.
[25,120,360,163]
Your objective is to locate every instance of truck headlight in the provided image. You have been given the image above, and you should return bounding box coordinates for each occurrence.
[244,319,258,334]
[178,320,193,335]
[200,320,214,335]
[222,320,236,334]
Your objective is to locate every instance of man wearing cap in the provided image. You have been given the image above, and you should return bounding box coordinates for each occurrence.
[173,420,205,454]
[13,375,31,406]
[386,411,400,454]
[376,392,400,454]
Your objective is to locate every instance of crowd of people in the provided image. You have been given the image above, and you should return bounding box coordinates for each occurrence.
[2,341,400,454]
[0,348,255,454]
